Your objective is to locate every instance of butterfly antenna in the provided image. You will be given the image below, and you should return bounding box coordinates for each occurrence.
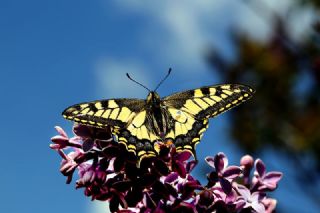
[154,68,172,91]
[126,73,151,92]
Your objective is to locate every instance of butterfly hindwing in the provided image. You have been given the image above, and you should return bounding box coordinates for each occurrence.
[118,111,160,159]
[165,107,208,155]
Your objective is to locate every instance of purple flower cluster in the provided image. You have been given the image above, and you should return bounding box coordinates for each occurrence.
[50,124,282,213]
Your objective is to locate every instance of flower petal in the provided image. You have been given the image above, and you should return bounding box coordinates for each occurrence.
[225,189,237,204]
[181,181,202,200]
[81,169,95,184]
[259,183,276,191]
[186,160,198,173]
[175,201,196,212]
[251,175,259,188]
[214,152,228,172]
[263,172,283,185]
[205,156,216,169]
[175,151,192,162]
[55,126,68,138]
[73,124,92,138]
[49,144,61,150]
[95,170,107,183]
[255,159,266,177]
[69,136,82,143]
[223,166,242,180]
[207,171,219,183]
[251,191,265,201]
[234,197,246,210]
[219,177,232,195]
[236,184,251,199]
[165,172,179,183]
[51,135,69,145]
[198,190,214,207]
[262,198,277,213]
[252,201,266,213]
[82,138,94,152]
[173,161,187,178]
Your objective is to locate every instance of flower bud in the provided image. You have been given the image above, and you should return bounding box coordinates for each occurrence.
[240,155,254,169]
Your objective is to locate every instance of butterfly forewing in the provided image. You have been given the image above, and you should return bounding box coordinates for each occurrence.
[163,84,255,120]
[62,98,145,128]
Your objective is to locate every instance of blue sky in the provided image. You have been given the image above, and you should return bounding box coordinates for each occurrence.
[0,0,318,212]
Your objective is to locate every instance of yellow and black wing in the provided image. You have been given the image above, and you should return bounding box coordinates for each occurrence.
[62,98,145,129]
[162,84,255,154]
[62,99,160,161]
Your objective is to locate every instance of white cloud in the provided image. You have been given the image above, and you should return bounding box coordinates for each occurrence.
[234,0,317,42]
[112,0,272,66]
[287,6,318,41]
[95,0,317,98]
[97,0,315,88]
[112,0,316,69]
[112,0,239,73]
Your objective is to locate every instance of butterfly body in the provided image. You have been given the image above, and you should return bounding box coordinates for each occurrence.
[145,91,170,137]
[63,84,254,163]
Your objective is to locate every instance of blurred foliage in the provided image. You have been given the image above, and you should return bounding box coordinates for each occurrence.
[207,0,320,207]
[299,0,320,8]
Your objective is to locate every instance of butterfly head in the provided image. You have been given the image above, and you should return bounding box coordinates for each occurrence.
[147,91,161,105]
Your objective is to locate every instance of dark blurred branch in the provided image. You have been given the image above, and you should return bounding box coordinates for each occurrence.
[206,0,320,210]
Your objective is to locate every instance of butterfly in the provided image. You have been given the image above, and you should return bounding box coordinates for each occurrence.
[62,69,254,164]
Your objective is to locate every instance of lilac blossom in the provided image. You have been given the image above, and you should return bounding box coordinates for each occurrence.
[262,198,277,213]
[252,159,283,191]
[50,124,283,212]
[205,152,242,194]
[236,184,266,213]
[50,126,82,150]
[240,155,254,186]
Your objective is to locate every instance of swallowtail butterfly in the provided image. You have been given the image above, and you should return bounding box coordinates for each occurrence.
[62,69,254,164]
